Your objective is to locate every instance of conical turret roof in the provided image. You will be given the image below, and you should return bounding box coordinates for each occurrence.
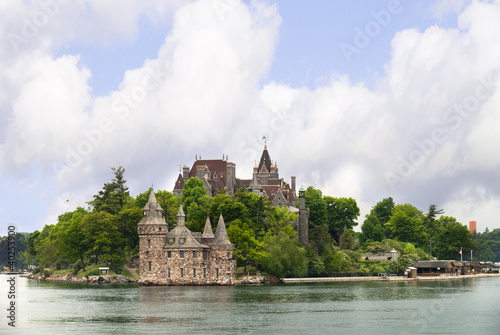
[213,214,231,244]
[202,217,215,238]
[177,205,186,227]
[139,189,166,226]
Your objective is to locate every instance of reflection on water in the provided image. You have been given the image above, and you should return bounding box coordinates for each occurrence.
[1,276,499,334]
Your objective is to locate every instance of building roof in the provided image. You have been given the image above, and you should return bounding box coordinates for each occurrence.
[173,173,184,190]
[213,214,231,245]
[257,145,272,174]
[413,260,455,269]
[139,190,166,225]
[202,217,215,238]
[189,159,229,188]
[165,205,208,249]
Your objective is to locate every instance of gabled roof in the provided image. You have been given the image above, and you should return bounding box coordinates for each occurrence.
[213,214,231,245]
[247,173,261,191]
[165,224,208,249]
[165,204,208,249]
[173,173,184,190]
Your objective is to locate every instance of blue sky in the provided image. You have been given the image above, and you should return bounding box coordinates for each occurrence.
[2,0,500,235]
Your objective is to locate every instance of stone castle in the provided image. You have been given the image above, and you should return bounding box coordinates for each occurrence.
[138,191,236,285]
[138,145,308,285]
[173,144,309,244]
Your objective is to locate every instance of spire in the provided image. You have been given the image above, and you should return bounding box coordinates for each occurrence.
[248,173,261,191]
[202,217,215,238]
[214,214,231,244]
[177,205,186,227]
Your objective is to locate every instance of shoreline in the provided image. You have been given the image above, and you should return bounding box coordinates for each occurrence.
[282,273,500,283]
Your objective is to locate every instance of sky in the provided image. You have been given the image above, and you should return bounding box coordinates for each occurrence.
[1,0,500,236]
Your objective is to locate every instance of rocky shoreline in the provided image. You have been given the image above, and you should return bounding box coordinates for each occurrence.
[25,272,137,284]
[24,272,281,285]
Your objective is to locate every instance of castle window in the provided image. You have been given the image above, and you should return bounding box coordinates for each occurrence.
[203,268,206,278]
[148,239,151,249]
[180,268,184,278]
[148,261,151,272]
[214,172,217,178]
[179,237,186,244]
[168,268,170,278]
[193,251,197,258]
[180,250,184,258]
[168,237,175,244]
[159,227,162,231]
[227,252,230,259]
[167,251,171,258]
[143,211,147,216]
[193,268,196,278]
[216,268,219,279]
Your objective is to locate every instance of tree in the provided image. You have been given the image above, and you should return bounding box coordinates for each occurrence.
[434,216,476,260]
[80,211,121,265]
[423,204,444,257]
[88,166,130,215]
[304,186,327,226]
[339,230,355,250]
[360,213,386,243]
[360,197,394,243]
[385,204,427,247]
[261,231,307,278]
[324,196,360,243]
[180,177,207,216]
[227,219,267,272]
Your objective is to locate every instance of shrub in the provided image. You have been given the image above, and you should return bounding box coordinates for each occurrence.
[86,268,100,277]
[72,260,83,276]
[43,269,51,277]
[111,256,124,274]
[32,267,40,275]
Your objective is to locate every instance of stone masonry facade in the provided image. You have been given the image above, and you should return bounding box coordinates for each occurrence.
[138,191,236,285]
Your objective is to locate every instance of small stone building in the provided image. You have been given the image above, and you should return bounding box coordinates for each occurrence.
[138,191,236,285]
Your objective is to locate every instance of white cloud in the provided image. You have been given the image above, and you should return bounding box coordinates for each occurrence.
[2,0,500,233]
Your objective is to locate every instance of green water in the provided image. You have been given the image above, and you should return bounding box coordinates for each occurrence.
[1,277,500,334]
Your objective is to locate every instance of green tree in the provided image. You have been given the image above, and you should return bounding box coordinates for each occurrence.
[423,204,444,257]
[88,166,130,215]
[360,213,386,243]
[180,177,207,216]
[385,204,427,247]
[324,196,360,243]
[339,230,355,250]
[227,219,267,272]
[304,186,327,227]
[81,211,121,265]
[261,231,307,278]
[434,216,477,260]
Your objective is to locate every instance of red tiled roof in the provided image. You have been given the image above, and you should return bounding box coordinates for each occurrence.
[173,174,184,190]
[189,159,228,189]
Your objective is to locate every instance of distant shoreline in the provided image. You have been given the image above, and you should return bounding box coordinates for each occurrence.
[282,273,500,284]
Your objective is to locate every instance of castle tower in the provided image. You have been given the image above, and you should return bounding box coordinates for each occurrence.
[212,214,235,285]
[291,176,296,195]
[298,186,308,245]
[182,166,190,181]
[137,190,168,281]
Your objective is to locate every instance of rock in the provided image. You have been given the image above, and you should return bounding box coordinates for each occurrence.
[115,275,130,283]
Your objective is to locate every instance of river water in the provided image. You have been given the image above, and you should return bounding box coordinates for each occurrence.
[1,276,500,334]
